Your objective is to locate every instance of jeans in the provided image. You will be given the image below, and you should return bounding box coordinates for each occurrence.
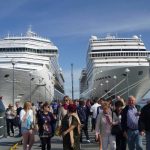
[127,129,143,150]
[146,131,150,150]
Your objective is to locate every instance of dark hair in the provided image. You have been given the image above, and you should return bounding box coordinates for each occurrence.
[42,101,49,109]
[115,100,124,108]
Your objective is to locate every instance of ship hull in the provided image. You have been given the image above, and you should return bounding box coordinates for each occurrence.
[0,67,54,107]
[81,66,150,102]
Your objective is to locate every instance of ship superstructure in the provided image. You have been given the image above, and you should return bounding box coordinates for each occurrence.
[0,28,65,106]
[80,35,150,102]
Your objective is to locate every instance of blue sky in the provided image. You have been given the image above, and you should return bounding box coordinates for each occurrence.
[0,0,150,98]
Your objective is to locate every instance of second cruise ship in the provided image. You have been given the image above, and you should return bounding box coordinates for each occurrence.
[0,28,65,107]
[80,35,150,102]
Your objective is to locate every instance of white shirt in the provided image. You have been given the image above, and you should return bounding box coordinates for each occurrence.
[90,103,101,119]
[20,109,33,128]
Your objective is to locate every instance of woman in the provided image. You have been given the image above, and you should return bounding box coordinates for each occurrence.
[114,100,126,150]
[38,102,56,150]
[62,104,81,150]
[20,101,34,150]
[95,101,118,150]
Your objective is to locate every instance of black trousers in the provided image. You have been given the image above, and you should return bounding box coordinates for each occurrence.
[80,123,89,142]
[91,118,96,131]
[6,119,14,135]
[116,133,127,150]
[41,137,51,150]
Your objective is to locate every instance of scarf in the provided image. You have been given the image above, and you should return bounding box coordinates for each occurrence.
[63,104,68,110]
[69,113,81,147]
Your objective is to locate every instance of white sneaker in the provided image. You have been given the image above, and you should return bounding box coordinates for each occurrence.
[86,140,91,143]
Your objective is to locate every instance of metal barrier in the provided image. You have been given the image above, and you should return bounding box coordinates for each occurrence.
[0,99,7,138]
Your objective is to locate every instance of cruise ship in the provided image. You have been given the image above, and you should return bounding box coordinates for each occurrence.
[0,28,65,107]
[80,35,150,102]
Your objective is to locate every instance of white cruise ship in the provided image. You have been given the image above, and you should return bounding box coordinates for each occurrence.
[80,35,150,102]
[0,28,65,107]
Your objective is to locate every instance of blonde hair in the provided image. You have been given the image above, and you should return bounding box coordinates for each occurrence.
[102,101,110,110]
[23,101,31,111]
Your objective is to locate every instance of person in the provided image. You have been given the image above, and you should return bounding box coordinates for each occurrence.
[77,100,90,143]
[90,97,101,131]
[114,100,126,150]
[95,101,118,150]
[121,96,143,150]
[62,104,81,150]
[15,101,22,137]
[38,102,56,150]
[5,104,16,136]
[57,96,70,127]
[20,101,35,150]
[139,99,150,150]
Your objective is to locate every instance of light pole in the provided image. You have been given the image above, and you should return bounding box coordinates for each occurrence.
[113,75,117,100]
[29,73,34,102]
[71,63,74,100]
[125,68,130,97]
[12,61,15,107]
[105,80,109,98]
[100,83,103,97]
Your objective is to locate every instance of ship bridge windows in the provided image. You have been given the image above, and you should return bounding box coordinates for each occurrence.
[4,74,9,78]
[138,71,143,76]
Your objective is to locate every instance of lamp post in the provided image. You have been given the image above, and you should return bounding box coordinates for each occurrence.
[12,61,15,107]
[71,63,74,100]
[113,75,117,100]
[125,68,130,97]
[100,83,103,97]
[29,73,34,102]
[105,80,109,98]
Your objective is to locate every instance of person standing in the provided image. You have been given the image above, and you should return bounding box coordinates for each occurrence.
[15,101,22,137]
[139,100,150,150]
[5,104,16,136]
[121,96,143,150]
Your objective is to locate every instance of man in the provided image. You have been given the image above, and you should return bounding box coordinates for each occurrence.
[139,100,150,150]
[121,96,143,150]
[90,97,101,131]
[15,101,22,137]
[77,100,90,143]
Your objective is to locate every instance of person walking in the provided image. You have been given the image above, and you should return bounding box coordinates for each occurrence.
[62,104,81,150]
[121,96,143,150]
[77,100,90,143]
[95,101,118,150]
[38,102,56,150]
[20,101,35,150]
[139,100,150,150]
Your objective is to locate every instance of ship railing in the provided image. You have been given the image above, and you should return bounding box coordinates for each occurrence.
[0,116,7,139]
[118,77,148,98]
[106,77,147,100]
[101,78,126,98]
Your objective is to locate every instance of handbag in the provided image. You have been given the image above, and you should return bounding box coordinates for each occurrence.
[111,111,122,135]
[111,124,121,135]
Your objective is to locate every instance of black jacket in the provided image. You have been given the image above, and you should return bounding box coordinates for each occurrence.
[121,105,141,132]
[138,103,150,132]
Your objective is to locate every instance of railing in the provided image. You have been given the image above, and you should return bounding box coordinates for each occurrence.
[0,114,7,138]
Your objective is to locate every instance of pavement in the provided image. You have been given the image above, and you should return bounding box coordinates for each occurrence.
[0,125,146,150]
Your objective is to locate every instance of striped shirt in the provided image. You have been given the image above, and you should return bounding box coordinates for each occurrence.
[127,106,139,130]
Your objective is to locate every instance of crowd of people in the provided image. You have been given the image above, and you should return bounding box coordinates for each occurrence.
[4,95,150,150]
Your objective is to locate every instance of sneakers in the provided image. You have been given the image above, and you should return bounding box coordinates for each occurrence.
[86,140,91,143]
